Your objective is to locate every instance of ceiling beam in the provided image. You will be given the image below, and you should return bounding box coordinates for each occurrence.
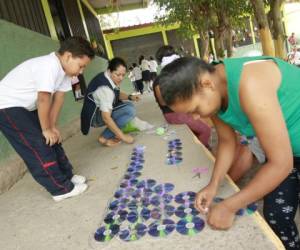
[96,1,149,15]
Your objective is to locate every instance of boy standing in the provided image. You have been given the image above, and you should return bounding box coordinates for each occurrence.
[0,37,95,201]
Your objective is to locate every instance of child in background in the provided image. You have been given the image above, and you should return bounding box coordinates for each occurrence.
[71,76,84,100]
[132,63,143,94]
[149,56,158,88]
[139,55,151,92]
[153,45,211,148]
[128,66,138,94]
[0,37,95,201]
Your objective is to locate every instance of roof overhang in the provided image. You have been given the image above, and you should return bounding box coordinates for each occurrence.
[87,0,149,14]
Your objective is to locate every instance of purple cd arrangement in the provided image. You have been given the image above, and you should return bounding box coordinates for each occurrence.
[175,204,199,218]
[175,191,196,204]
[176,216,205,236]
[166,139,183,165]
[136,179,156,189]
[119,223,147,242]
[148,219,176,237]
[94,224,120,242]
[154,183,175,194]
[104,210,128,224]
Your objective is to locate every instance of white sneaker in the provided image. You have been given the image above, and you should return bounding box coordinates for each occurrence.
[71,175,86,185]
[52,183,88,202]
[131,117,154,131]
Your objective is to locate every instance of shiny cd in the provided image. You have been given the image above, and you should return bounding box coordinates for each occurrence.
[164,205,175,217]
[148,219,175,237]
[176,216,205,236]
[127,210,138,223]
[175,192,196,204]
[151,208,162,220]
[94,224,119,242]
[119,223,147,241]
[175,204,199,218]
[104,210,128,224]
[154,183,175,194]
[136,179,156,189]
[140,207,151,221]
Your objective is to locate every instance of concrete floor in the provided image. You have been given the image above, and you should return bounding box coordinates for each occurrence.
[0,94,286,250]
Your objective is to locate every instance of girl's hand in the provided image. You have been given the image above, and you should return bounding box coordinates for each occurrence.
[194,184,217,214]
[207,201,235,230]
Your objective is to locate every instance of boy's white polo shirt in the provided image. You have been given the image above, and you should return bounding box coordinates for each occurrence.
[0,52,72,111]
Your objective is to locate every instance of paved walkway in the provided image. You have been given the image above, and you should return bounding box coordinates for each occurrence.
[0,94,284,249]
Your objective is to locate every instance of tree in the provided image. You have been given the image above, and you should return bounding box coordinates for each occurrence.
[154,0,212,60]
[267,0,286,58]
[250,0,275,56]
[154,0,253,59]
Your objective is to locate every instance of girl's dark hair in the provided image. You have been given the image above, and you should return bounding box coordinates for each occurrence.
[155,45,176,63]
[132,63,137,67]
[157,57,216,106]
[108,57,127,71]
[58,36,95,59]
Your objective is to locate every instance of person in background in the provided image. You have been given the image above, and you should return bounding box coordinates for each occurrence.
[132,63,144,94]
[149,56,158,88]
[0,37,95,201]
[288,32,297,48]
[128,66,138,94]
[71,76,84,100]
[153,45,211,148]
[287,46,300,67]
[139,55,151,92]
[81,57,152,147]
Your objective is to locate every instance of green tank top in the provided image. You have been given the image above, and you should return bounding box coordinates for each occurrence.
[217,56,300,156]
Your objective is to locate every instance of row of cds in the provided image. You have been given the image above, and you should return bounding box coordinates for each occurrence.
[95,215,205,242]
[166,139,183,165]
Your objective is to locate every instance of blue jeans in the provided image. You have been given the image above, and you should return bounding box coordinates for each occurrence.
[92,102,136,139]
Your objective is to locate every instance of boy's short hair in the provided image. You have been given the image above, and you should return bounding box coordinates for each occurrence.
[58,36,95,59]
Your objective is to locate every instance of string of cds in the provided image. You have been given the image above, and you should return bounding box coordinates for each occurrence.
[166,139,183,165]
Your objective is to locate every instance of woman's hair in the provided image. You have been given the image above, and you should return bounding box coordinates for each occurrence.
[108,57,127,72]
[155,45,176,63]
[157,57,215,106]
[132,63,137,67]
[58,36,95,59]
